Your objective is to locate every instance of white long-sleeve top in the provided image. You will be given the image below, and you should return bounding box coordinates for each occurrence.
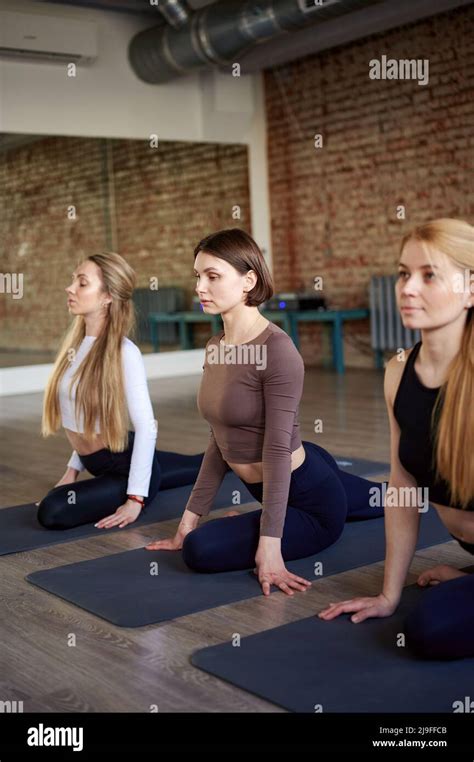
[59,335,157,496]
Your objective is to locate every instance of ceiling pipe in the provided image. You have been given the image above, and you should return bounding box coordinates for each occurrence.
[129,0,383,84]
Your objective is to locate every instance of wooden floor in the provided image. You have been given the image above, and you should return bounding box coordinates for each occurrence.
[0,367,471,712]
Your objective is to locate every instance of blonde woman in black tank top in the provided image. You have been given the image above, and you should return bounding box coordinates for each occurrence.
[319,218,474,660]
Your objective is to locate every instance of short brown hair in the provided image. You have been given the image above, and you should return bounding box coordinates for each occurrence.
[194,228,274,307]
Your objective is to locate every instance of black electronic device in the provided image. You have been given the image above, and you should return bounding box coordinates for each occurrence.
[264,293,327,311]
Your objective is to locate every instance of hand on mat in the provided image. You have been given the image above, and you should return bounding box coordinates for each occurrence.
[254,542,312,597]
[417,564,468,587]
[145,511,200,551]
[94,499,142,530]
[318,593,397,623]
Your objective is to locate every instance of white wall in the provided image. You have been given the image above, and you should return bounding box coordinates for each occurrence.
[0,349,205,397]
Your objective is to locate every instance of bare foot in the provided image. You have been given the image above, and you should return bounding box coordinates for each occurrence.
[417,564,468,587]
[224,510,240,517]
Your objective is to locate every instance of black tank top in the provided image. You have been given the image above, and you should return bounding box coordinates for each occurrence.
[394,342,474,513]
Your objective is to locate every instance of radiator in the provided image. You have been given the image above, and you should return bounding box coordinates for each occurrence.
[370,275,420,360]
[133,286,185,346]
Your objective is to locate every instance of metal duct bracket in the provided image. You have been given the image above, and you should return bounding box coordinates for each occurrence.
[155,0,191,29]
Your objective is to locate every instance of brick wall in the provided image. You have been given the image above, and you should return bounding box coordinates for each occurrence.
[264,5,474,368]
[0,137,250,352]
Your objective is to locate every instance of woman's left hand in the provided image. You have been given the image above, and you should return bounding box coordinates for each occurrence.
[95,499,142,529]
[254,538,312,596]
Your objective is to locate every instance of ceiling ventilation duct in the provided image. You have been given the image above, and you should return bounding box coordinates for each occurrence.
[129,0,382,83]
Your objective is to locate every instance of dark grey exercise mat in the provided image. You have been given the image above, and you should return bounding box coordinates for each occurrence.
[0,455,386,556]
[0,472,254,556]
[26,504,450,628]
[191,579,474,713]
[335,456,388,476]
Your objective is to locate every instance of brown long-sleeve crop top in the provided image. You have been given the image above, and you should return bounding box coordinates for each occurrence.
[184,321,305,538]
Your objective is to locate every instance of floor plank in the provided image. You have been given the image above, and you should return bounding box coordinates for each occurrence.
[0,367,471,712]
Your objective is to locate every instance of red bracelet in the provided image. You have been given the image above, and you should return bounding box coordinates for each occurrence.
[128,494,145,507]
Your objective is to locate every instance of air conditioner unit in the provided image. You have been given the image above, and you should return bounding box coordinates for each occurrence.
[0,10,98,64]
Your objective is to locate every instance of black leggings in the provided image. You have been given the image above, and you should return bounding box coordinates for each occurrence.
[404,570,474,660]
[182,441,385,573]
[37,432,204,530]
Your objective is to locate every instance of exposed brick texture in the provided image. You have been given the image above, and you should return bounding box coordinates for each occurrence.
[0,137,250,352]
[264,6,474,367]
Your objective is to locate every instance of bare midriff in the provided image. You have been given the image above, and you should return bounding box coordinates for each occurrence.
[64,428,107,458]
[226,443,306,484]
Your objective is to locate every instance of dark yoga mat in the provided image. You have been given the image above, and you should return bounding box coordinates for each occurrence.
[26,503,450,628]
[0,455,387,556]
[334,456,388,476]
[0,471,254,556]
[191,579,474,713]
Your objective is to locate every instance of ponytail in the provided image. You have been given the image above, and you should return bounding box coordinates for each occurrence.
[435,307,474,508]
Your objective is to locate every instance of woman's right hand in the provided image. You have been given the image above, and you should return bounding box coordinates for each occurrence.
[145,510,200,552]
[35,468,78,506]
[54,468,79,489]
[318,593,398,623]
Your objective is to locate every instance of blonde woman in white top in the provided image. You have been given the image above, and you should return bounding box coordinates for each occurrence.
[39,252,203,530]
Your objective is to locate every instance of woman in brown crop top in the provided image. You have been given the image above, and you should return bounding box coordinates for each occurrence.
[320,218,474,660]
[145,229,386,595]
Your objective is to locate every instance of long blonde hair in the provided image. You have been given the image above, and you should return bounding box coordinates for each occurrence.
[400,218,474,508]
[42,252,136,452]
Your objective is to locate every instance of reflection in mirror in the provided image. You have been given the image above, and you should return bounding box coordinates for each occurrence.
[0,133,250,367]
